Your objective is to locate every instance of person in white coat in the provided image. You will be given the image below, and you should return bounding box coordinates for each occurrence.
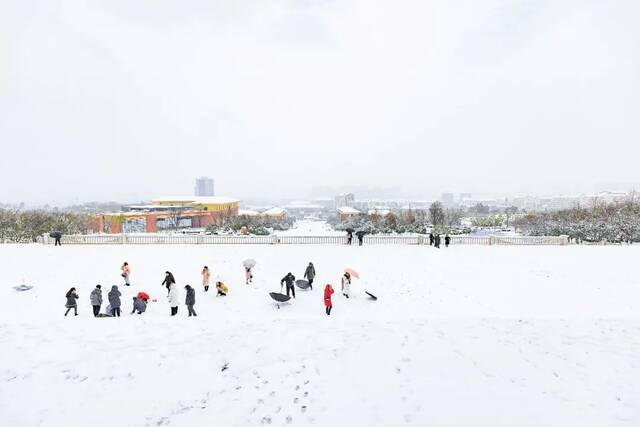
[167,283,179,316]
[341,272,351,298]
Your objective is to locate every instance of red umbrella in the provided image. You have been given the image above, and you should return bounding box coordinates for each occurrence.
[344,268,360,279]
[137,291,150,301]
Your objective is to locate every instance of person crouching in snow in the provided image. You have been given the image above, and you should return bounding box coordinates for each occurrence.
[341,272,351,298]
[167,283,179,316]
[131,297,147,314]
[90,285,102,317]
[324,284,334,315]
[216,281,228,296]
[108,285,122,317]
[185,285,197,317]
[64,287,79,316]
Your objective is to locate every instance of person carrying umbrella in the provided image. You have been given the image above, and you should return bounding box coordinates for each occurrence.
[304,262,316,290]
[356,230,366,246]
[341,272,351,298]
[281,272,296,299]
[243,259,256,285]
[324,284,334,315]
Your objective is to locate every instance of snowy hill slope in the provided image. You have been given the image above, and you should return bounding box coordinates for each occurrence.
[0,244,638,426]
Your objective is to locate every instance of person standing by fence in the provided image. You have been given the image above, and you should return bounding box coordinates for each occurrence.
[121,262,131,286]
[445,234,451,247]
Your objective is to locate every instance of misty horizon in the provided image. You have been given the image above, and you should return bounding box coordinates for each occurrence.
[2,1,639,205]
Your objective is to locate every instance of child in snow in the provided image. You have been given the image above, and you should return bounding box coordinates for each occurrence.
[245,267,253,285]
[90,285,102,317]
[167,283,179,316]
[324,284,334,315]
[108,285,122,317]
[64,287,79,316]
[341,272,351,298]
[121,262,131,286]
[216,281,228,296]
[131,297,147,314]
[185,285,197,317]
[202,266,210,292]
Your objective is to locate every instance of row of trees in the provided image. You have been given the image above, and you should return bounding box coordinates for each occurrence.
[0,208,92,243]
[514,201,640,243]
[330,202,466,234]
[206,215,296,235]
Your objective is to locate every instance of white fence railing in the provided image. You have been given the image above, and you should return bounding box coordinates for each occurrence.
[41,234,569,246]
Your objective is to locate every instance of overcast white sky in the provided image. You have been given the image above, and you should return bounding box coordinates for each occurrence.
[1,0,639,205]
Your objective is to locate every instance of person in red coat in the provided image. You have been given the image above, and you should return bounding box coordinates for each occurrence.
[324,284,334,315]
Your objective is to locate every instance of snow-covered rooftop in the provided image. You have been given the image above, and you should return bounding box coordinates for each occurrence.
[152,196,240,205]
[261,207,287,216]
[337,206,360,214]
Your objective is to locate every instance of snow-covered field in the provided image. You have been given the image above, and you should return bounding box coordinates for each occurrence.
[1,244,638,427]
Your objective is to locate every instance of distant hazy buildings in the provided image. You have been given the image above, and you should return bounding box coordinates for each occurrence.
[334,193,356,209]
[195,177,215,197]
[441,193,455,207]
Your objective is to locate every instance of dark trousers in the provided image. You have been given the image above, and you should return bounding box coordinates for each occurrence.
[358,238,363,246]
[92,305,100,317]
[325,306,332,315]
[308,278,313,290]
[347,237,352,245]
[54,238,61,246]
[286,285,295,298]
[217,290,226,296]
[204,285,209,292]
[187,305,197,316]
[112,307,121,317]
[65,306,77,316]
[171,306,178,316]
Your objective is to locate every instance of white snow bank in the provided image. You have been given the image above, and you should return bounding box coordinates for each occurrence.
[0,244,638,426]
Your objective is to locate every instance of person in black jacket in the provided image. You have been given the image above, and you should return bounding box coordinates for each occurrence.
[347,230,353,245]
[184,285,197,317]
[434,234,441,248]
[429,233,435,246]
[64,287,79,316]
[281,272,296,298]
[445,234,451,247]
[162,271,176,295]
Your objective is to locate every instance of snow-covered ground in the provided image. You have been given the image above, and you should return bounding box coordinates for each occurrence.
[273,220,344,236]
[1,244,638,426]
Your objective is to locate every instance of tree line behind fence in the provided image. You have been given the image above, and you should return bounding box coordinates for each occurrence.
[0,209,92,243]
[514,200,640,243]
